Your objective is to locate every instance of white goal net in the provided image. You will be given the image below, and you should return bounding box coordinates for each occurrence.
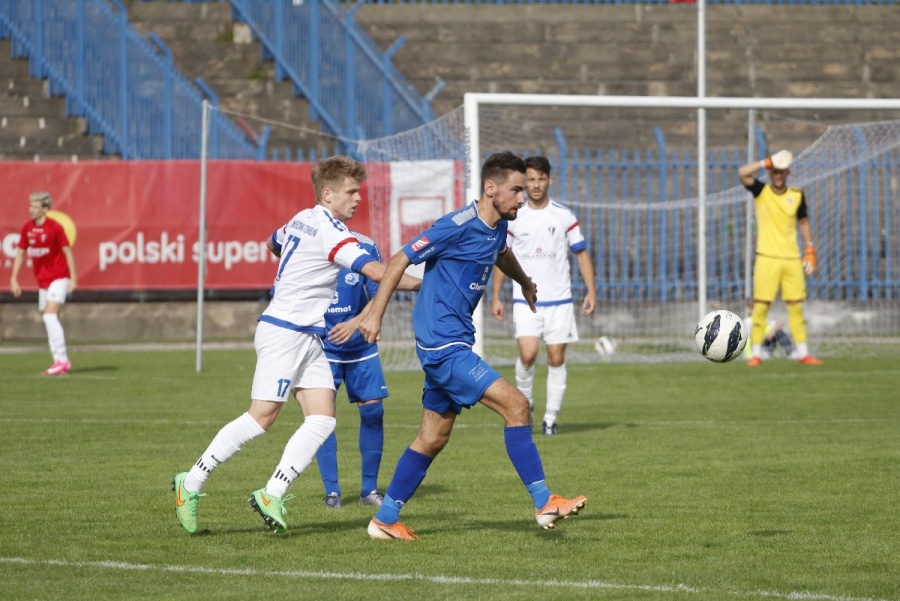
[203,96,900,370]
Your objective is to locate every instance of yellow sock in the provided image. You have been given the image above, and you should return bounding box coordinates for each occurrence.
[751,302,769,346]
[787,302,806,344]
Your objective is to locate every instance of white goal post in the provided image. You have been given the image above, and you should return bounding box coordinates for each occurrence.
[464,92,900,358]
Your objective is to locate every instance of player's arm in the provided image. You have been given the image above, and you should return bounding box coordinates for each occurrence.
[490,266,506,320]
[739,150,793,187]
[327,303,370,346]
[9,248,25,298]
[266,238,280,258]
[62,246,77,293]
[574,250,596,316]
[495,248,536,313]
[798,216,816,275]
[737,160,762,187]
[360,260,420,292]
[358,250,412,343]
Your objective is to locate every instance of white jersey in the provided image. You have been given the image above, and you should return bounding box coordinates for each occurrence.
[262,205,375,336]
[506,199,587,306]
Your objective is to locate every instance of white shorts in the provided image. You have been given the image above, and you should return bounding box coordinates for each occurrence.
[250,322,336,403]
[39,278,70,311]
[513,302,580,345]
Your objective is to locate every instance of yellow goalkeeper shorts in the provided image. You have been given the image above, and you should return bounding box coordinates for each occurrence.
[752,254,807,303]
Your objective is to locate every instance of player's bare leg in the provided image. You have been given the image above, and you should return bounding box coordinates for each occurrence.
[368,409,455,540]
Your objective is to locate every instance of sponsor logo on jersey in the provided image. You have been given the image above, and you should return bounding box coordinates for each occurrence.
[327,304,354,314]
[411,236,430,252]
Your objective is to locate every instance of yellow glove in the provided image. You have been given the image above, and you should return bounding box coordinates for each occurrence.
[763,150,793,170]
[802,243,817,275]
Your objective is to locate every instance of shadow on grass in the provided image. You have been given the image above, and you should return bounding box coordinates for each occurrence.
[749,529,793,537]
[538,422,626,435]
[70,365,119,374]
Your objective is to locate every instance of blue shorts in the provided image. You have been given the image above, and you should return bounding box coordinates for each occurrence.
[415,344,502,415]
[329,354,389,403]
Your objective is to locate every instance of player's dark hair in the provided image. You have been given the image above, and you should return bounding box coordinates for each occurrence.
[311,155,367,202]
[481,151,526,191]
[524,156,552,176]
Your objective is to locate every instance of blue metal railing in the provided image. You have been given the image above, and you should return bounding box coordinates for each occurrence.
[0,0,265,159]
[229,0,437,152]
[480,136,900,304]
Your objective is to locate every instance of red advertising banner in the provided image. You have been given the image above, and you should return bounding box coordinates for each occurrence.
[1,160,462,291]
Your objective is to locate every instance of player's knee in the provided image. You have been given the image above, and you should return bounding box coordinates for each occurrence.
[499,393,531,426]
[414,431,449,455]
[358,401,384,426]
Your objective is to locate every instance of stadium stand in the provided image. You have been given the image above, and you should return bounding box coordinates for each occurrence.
[3,2,900,160]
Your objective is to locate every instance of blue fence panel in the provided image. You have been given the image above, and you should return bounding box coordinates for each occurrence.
[0,0,263,159]
[230,0,435,151]
[535,144,900,304]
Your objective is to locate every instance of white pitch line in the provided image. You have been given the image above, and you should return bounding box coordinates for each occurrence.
[0,557,891,601]
[0,416,895,428]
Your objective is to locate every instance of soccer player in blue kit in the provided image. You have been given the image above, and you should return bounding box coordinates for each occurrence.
[359,152,587,540]
[316,231,389,509]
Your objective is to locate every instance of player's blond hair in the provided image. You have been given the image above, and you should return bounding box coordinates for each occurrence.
[311,155,367,203]
[29,191,52,208]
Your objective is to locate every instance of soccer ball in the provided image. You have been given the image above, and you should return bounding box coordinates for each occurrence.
[694,310,747,363]
[594,336,617,357]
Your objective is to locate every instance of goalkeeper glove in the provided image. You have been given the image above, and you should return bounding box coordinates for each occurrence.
[802,243,817,275]
[763,150,793,170]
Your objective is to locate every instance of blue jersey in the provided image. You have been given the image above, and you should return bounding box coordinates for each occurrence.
[403,202,507,349]
[323,232,381,360]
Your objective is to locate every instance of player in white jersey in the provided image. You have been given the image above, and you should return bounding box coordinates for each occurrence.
[172,156,420,535]
[491,156,596,436]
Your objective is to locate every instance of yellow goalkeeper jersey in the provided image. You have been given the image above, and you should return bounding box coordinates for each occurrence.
[746,180,808,259]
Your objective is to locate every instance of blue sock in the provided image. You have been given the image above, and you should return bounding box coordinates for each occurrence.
[376,447,432,524]
[314,431,340,496]
[376,493,403,525]
[504,426,549,508]
[526,480,552,510]
[358,402,384,495]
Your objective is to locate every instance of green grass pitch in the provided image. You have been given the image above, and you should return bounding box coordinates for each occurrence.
[1,349,898,600]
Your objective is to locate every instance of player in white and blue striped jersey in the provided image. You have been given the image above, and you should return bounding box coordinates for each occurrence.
[358,152,587,540]
[173,156,420,535]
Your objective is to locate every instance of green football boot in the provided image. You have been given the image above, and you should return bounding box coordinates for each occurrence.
[248,488,295,533]
[173,472,206,534]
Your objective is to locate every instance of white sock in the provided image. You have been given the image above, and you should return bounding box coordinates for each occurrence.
[42,313,67,363]
[796,342,809,357]
[265,415,336,498]
[544,364,567,426]
[515,358,535,408]
[752,344,763,359]
[186,412,266,492]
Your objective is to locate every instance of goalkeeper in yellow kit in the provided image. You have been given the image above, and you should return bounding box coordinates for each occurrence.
[738,149,822,366]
